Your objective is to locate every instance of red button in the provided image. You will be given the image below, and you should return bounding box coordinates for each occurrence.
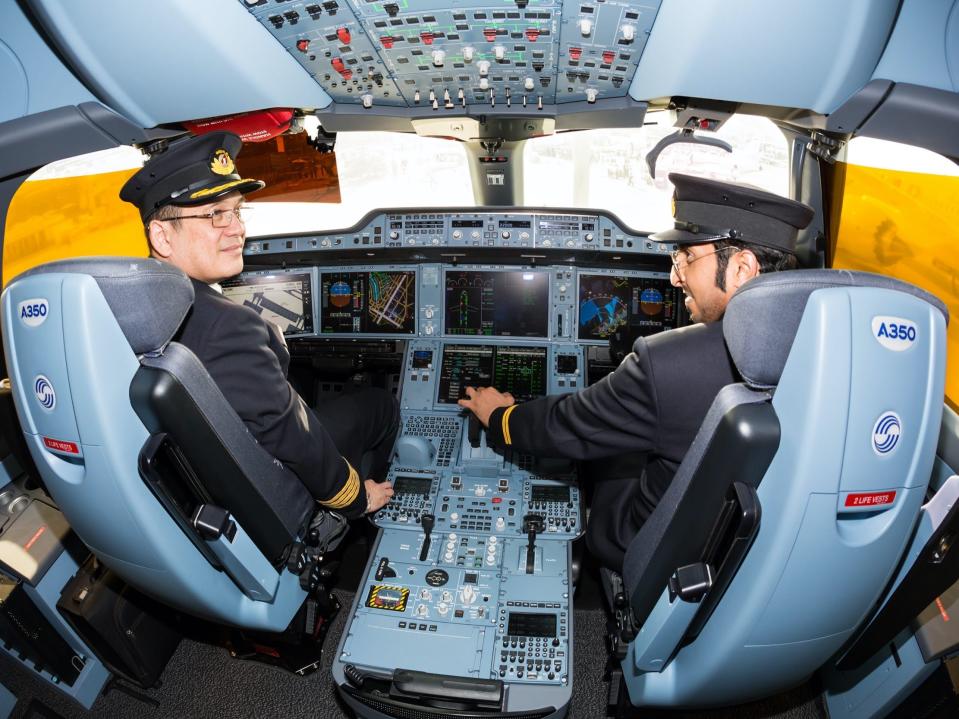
[296,39,310,53]
[337,27,351,45]
[492,497,502,504]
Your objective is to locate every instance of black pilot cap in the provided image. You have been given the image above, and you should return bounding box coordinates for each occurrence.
[119,131,264,222]
[650,173,814,254]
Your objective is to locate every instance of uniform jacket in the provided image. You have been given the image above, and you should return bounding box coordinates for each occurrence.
[175,279,366,516]
[486,320,738,559]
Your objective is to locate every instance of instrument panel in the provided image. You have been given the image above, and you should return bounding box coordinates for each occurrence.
[242,207,680,716]
[244,208,675,255]
[241,0,663,109]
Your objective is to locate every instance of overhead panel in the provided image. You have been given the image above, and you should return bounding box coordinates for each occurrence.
[241,0,661,110]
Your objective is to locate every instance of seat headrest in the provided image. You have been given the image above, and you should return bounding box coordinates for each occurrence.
[724,269,949,389]
[14,257,194,354]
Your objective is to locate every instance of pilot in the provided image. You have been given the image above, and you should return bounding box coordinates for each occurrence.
[459,173,814,572]
[119,131,397,519]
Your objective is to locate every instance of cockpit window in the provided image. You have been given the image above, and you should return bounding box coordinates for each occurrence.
[522,113,790,233]
[244,132,472,237]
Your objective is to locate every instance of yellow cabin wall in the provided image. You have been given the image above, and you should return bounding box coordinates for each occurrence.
[830,163,959,411]
[3,168,145,285]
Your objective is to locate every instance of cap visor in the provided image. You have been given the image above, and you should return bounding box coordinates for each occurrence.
[181,178,265,204]
[648,227,718,245]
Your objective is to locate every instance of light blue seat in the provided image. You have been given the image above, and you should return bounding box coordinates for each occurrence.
[1,257,316,631]
[612,269,949,709]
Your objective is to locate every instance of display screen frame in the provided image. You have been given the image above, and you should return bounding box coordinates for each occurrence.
[318,265,419,337]
[434,342,549,406]
[221,267,318,338]
[441,267,552,339]
[576,269,682,344]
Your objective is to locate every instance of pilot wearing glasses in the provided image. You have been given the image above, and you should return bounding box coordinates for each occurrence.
[460,173,814,573]
[120,131,397,520]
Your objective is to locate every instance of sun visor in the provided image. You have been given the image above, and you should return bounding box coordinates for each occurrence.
[237,131,341,204]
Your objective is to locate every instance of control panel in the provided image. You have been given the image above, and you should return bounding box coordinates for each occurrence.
[332,333,580,713]
[244,208,675,257]
[242,0,663,110]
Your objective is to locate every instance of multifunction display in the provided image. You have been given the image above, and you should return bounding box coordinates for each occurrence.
[222,270,314,336]
[578,274,680,341]
[437,344,548,404]
[320,270,416,334]
[444,270,550,337]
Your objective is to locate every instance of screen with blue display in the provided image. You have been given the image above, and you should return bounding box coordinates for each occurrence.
[578,274,681,341]
[320,270,416,334]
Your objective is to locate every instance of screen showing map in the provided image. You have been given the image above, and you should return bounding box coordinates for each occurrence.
[320,270,416,334]
[443,270,549,337]
[578,274,681,341]
[221,271,314,336]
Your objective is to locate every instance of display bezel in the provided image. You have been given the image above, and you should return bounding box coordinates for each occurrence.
[221,267,318,338]
[317,265,419,337]
[575,269,680,344]
[434,342,549,406]
[441,267,552,339]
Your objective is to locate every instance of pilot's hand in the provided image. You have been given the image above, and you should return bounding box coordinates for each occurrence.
[458,386,515,428]
[364,478,394,515]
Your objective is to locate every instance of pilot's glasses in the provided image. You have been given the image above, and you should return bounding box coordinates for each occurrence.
[163,207,248,228]
[669,245,740,278]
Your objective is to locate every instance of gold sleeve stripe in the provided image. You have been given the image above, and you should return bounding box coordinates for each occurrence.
[501,405,518,446]
[320,461,360,509]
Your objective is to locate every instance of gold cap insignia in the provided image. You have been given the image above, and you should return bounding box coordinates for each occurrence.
[210,149,235,176]
[671,197,676,217]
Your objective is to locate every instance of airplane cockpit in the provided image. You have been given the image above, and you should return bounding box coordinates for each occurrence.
[0,1,958,718]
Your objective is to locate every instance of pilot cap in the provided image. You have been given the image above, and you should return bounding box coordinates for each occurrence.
[650,173,814,254]
[120,131,264,222]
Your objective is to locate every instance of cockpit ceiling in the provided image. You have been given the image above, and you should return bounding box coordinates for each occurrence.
[242,0,661,110]
[16,0,934,133]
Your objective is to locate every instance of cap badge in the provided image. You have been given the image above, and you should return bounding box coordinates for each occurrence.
[671,197,676,218]
[210,149,235,176]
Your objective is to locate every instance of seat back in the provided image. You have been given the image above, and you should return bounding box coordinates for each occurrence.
[619,269,949,707]
[1,257,313,630]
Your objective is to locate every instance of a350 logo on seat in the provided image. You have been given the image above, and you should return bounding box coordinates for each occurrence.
[17,298,49,327]
[872,315,917,351]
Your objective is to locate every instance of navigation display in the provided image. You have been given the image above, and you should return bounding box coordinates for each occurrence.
[578,274,681,341]
[437,344,548,404]
[444,270,549,337]
[221,271,314,336]
[320,270,415,335]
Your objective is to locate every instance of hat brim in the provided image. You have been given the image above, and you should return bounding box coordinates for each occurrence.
[175,178,265,205]
[648,227,726,246]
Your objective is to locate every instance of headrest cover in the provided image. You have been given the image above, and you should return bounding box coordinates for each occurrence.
[650,173,814,254]
[724,269,949,389]
[16,257,194,354]
[119,131,264,222]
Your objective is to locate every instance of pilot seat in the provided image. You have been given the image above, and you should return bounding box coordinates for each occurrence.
[604,269,949,713]
[1,257,342,674]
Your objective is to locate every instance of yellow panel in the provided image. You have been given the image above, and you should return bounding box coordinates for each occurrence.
[831,163,959,411]
[3,169,145,286]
